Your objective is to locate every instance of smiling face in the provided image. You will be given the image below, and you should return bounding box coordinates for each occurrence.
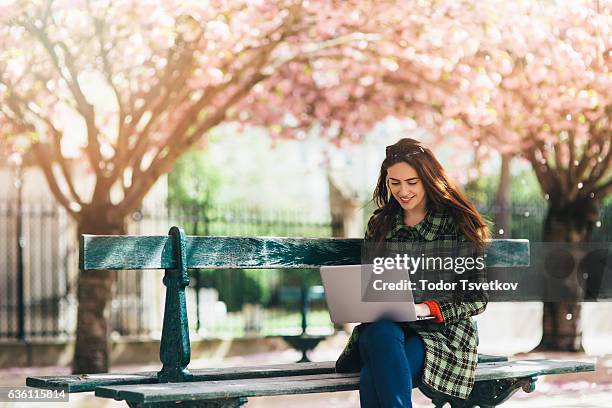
[387,161,427,214]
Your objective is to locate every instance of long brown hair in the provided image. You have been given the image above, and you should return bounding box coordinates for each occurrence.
[369,138,489,248]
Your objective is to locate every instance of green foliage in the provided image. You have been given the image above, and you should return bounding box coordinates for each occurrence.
[194,268,325,311]
[194,268,275,312]
[168,148,222,212]
[278,268,322,288]
[466,168,546,207]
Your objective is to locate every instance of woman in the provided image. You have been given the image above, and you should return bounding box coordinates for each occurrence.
[336,138,490,407]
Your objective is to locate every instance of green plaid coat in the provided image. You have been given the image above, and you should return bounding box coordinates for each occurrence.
[336,208,488,400]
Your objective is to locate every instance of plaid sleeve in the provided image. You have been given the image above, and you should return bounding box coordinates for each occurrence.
[335,323,368,373]
[437,238,489,325]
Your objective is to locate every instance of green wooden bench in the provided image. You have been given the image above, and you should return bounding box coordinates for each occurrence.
[26,227,594,407]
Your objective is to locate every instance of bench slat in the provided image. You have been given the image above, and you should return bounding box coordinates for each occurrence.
[475,359,594,381]
[80,236,529,270]
[26,361,335,392]
[27,355,508,392]
[94,359,593,404]
[96,373,360,403]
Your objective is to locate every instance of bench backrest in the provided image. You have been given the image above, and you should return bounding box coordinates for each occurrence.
[79,226,529,384]
[80,235,530,270]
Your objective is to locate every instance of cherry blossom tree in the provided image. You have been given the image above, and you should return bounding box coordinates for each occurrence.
[425,0,611,351]
[240,1,490,141]
[0,0,399,373]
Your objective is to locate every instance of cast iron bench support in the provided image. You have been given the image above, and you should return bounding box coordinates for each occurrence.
[280,285,328,362]
[157,227,193,383]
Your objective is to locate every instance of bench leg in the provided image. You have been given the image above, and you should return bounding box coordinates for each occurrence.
[126,397,248,408]
[419,377,537,408]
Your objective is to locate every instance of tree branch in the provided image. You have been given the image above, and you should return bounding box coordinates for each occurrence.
[552,142,568,197]
[574,135,594,182]
[583,132,611,192]
[24,21,103,177]
[32,143,80,220]
[121,46,177,147]
[270,32,382,72]
[524,141,557,197]
[567,130,576,197]
[184,72,266,147]
[44,120,84,205]
[120,55,275,216]
[92,8,126,159]
[122,43,199,180]
[122,1,304,186]
[593,176,612,199]
[2,72,85,207]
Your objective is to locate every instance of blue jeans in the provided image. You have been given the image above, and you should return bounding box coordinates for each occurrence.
[358,320,425,408]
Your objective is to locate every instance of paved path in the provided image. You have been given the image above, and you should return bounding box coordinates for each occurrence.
[1,335,611,407]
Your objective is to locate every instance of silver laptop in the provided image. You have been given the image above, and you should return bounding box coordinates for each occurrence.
[320,264,434,324]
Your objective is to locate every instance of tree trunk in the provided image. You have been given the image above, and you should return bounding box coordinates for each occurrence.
[537,197,599,352]
[464,143,483,202]
[493,153,511,237]
[72,206,127,374]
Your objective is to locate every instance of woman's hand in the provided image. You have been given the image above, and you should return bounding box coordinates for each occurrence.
[415,303,431,317]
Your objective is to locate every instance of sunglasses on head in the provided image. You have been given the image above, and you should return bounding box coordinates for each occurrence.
[385,145,425,160]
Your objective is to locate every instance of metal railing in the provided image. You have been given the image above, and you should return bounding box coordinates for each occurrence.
[0,202,339,340]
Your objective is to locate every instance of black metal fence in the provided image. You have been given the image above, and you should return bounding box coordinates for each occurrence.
[0,201,76,340]
[475,200,612,243]
[1,199,610,341]
[0,202,340,340]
